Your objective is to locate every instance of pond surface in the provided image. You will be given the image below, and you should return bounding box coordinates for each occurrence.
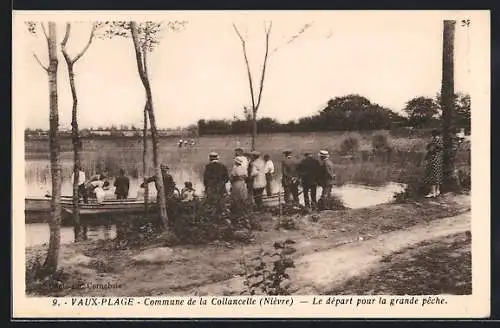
[25,223,117,248]
[25,182,405,247]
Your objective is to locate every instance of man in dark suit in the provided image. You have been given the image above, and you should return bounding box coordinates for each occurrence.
[281,150,299,205]
[298,152,321,209]
[203,152,229,204]
[113,168,130,199]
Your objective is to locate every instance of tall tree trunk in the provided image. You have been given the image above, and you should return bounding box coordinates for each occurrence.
[441,20,458,192]
[65,62,84,242]
[43,21,61,274]
[144,82,168,228]
[129,22,168,228]
[143,104,149,216]
[251,109,257,150]
[61,22,95,242]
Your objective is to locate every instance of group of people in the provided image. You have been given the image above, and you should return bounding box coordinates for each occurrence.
[178,139,196,148]
[202,147,336,211]
[72,146,338,212]
[71,166,130,203]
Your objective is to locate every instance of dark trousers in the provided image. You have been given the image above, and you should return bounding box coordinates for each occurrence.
[302,183,317,208]
[246,178,254,203]
[116,194,128,200]
[318,184,333,209]
[78,184,88,203]
[282,179,299,204]
[265,173,273,196]
[253,187,264,208]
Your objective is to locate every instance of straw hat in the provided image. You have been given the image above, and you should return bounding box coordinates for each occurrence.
[319,150,329,157]
[209,152,219,160]
[250,150,261,157]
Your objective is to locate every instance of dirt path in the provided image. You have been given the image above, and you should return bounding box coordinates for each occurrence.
[177,211,470,295]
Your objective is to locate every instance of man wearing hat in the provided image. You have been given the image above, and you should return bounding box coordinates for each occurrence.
[281,150,299,205]
[318,150,335,208]
[141,163,177,201]
[249,150,266,209]
[203,152,229,204]
[298,152,321,209]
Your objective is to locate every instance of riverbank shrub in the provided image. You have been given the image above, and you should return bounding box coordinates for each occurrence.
[340,136,360,154]
[26,255,83,296]
[170,196,256,245]
[371,133,392,152]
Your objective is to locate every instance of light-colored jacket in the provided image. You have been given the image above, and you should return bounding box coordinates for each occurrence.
[235,156,249,172]
[231,163,248,179]
[264,160,275,174]
[71,170,86,186]
[251,157,267,189]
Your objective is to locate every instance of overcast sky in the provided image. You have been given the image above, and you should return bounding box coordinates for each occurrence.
[15,11,474,130]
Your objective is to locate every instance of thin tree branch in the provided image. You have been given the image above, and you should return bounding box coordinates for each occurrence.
[233,23,256,111]
[130,21,147,84]
[33,52,48,72]
[60,23,73,67]
[40,22,48,40]
[72,24,96,63]
[255,22,272,110]
[61,23,71,49]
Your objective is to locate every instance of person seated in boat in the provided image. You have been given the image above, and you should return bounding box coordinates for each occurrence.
[87,179,109,204]
[113,168,130,199]
[89,168,110,184]
[180,181,196,202]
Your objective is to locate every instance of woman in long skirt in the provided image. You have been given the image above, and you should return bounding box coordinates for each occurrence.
[424,129,444,198]
[230,157,249,215]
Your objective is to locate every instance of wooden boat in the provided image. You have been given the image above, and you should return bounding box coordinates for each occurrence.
[25,196,155,216]
[25,192,289,216]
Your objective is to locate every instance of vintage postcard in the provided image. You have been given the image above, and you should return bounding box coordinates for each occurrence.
[12,10,490,319]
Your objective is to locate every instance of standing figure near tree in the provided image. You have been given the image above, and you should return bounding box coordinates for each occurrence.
[203,152,229,204]
[318,150,335,209]
[141,163,177,200]
[71,164,88,203]
[424,129,444,198]
[263,154,275,196]
[230,157,249,215]
[250,151,266,209]
[298,152,320,210]
[113,168,130,199]
[281,150,299,205]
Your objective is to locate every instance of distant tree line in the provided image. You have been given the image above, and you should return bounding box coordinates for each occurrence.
[197,93,471,135]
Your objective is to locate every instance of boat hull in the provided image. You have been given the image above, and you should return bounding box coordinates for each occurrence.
[25,192,287,216]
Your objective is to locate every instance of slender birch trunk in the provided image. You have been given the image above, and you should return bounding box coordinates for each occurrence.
[130,21,168,228]
[43,21,62,274]
[143,104,149,216]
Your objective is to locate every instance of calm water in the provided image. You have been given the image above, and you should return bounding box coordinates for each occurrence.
[25,138,406,247]
[25,223,117,248]
[25,182,405,247]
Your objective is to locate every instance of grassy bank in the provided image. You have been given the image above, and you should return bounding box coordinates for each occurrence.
[327,232,471,295]
[26,194,470,297]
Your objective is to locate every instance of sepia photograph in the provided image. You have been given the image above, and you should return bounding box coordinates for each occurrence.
[12,10,490,318]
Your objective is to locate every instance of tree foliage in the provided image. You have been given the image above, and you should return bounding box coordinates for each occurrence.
[403,96,439,128]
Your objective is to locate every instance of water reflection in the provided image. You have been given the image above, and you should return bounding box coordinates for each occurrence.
[25,223,117,248]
